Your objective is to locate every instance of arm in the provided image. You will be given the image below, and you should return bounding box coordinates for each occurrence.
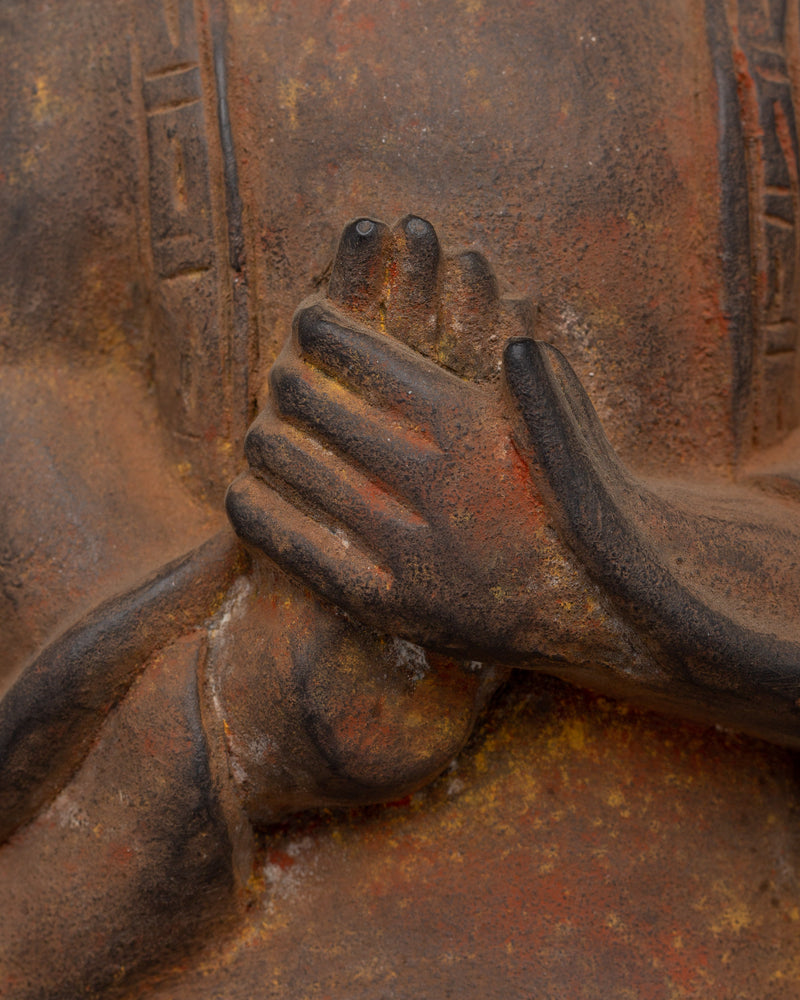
[0,529,244,844]
[0,524,502,996]
[506,337,800,743]
[1,522,502,843]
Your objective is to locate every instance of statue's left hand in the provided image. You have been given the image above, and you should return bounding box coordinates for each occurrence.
[227,219,591,661]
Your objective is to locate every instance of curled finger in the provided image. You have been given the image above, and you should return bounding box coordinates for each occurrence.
[292,302,473,422]
[244,412,428,557]
[226,472,393,617]
[267,358,441,502]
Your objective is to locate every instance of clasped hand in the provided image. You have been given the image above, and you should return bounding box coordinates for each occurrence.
[227,216,588,662]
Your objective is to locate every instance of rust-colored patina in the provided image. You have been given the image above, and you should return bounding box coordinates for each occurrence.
[4,1,800,998]
[143,675,800,1000]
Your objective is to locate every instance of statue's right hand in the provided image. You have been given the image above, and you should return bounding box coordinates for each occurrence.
[226,294,590,662]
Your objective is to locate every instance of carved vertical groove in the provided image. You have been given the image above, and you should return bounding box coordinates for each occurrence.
[707,0,800,452]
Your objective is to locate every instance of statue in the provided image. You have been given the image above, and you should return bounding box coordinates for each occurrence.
[4,0,800,996]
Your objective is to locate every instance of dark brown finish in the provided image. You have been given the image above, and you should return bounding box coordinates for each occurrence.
[5,1,800,997]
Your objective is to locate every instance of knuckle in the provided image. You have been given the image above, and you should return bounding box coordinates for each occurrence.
[294,302,329,353]
[224,475,257,537]
[268,362,305,417]
[243,418,271,468]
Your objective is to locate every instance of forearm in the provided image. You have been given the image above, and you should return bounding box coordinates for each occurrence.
[0,530,244,845]
[506,338,800,745]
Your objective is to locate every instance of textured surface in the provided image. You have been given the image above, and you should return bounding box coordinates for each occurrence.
[3,1,800,997]
[228,0,734,474]
[142,672,800,999]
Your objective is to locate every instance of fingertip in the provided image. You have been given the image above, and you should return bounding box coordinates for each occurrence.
[450,250,499,303]
[398,214,437,243]
[267,360,307,420]
[225,473,256,540]
[340,216,388,254]
[328,217,391,307]
[355,218,377,238]
[294,302,329,350]
[243,413,268,469]
[503,338,549,400]
[503,337,538,369]
[394,215,440,272]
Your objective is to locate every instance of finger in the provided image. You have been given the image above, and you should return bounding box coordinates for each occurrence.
[536,341,623,473]
[327,218,393,317]
[446,250,499,306]
[438,250,501,382]
[385,215,441,353]
[226,472,392,617]
[293,302,471,423]
[268,355,441,500]
[244,412,428,556]
[503,337,623,488]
